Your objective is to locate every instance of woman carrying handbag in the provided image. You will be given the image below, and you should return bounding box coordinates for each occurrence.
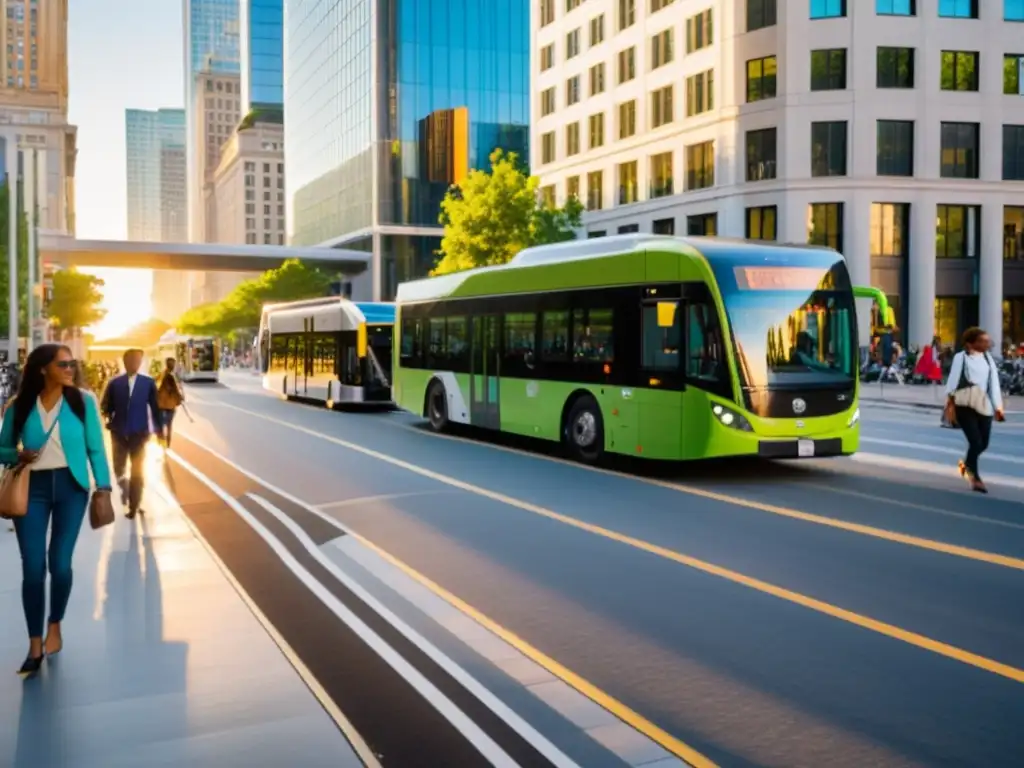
[0,344,113,678]
[943,327,1006,494]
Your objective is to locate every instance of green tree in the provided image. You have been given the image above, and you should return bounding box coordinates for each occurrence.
[177,259,331,334]
[45,268,107,334]
[432,149,583,276]
[0,180,30,338]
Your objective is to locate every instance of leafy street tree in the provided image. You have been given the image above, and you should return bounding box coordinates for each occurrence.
[432,149,583,276]
[45,268,107,337]
[177,258,331,335]
[0,181,30,338]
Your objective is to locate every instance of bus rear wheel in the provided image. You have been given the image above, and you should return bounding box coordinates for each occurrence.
[426,380,449,432]
[564,396,603,464]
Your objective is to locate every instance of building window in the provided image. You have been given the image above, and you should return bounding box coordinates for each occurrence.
[746,128,777,181]
[651,28,673,69]
[877,120,915,176]
[686,9,713,53]
[746,206,778,241]
[810,0,845,19]
[938,0,977,18]
[566,75,581,105]
[877,47,914,88]
[936,204,981,258]
[587,171,603,210]
[1004,124,1024,180]
[541,87,555,116]
[540,44,554,72]
[810,49,846,90]
[940,122,980,178]
[567,0,581,11]
[618,100,637,138]
[746,56,777,102]
[686,69,714,116]
[1006,54,1024,94]
[618,0,636,30]
[940,51,979,91]
[618,224,640,234]
[653,218,675,235]
[747,0,777,30]
[1009,0,1024,21]
[618,47,636,83]
[651,85,674,128]
[685,140,714,190]
[808,203,845,253]
[877,0,915,13]
[589,63,606,95]
[542,131,556,164]
[540,186,556,208]
[651,0,675,12]
[566,122,581,156]
[618,161,639,204]
[566,29,581,59]
[567,176,580,200]
[589,112,605,148]
[650,152,673,197]
[870,203,910,259]
[811,121,848,177]
[588,231,607,238]
[540,0,554,26]
[687,213,717,236]
[590,14,605,45]
[1005,206,1024,260]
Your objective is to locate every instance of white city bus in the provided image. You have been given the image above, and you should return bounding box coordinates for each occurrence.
[156,331,220,383]
[256,297,395,406]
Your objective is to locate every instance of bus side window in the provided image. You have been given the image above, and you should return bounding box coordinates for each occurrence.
[271,334,287,372]
[260,330,270,373]
[686,302,725,385]
[641,301,681,371]
[400,317,423,367]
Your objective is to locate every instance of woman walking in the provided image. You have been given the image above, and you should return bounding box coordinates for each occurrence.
[156,357,185,448]
[0,344,112,677]
[944,327,1006,493]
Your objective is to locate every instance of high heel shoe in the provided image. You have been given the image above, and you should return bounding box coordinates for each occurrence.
[17,654,44,678]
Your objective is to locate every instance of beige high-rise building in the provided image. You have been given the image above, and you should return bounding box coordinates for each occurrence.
[0,0,76,236]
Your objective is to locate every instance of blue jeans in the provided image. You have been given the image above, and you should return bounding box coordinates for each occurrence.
[13,467,89,638]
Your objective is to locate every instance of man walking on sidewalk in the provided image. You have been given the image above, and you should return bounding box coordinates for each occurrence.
[101,349,163,519]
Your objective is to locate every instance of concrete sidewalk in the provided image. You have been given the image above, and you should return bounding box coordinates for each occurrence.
[859,381,1024,413]
[0,452,364,768]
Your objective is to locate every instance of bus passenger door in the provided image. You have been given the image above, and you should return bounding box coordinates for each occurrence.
[470,315,500,429]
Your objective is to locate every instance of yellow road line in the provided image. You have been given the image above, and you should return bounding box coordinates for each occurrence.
[349,529,717,768]
[209,403,1024,686]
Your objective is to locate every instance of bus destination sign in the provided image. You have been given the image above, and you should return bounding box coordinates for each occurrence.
[734,267,825,291]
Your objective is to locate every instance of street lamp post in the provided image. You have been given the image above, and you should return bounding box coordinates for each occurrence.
[5,134,17,362]
[24,147,35,354]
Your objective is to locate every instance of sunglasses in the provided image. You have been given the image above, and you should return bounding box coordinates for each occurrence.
[55,360,78,370]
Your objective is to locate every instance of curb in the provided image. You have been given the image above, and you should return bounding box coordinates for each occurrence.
[861,398,1023,416]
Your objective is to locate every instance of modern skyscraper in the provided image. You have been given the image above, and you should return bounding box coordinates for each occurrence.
[284,0,530,300]
[125,108,186,242]
[183,0,240,242]
[239,0,283,113]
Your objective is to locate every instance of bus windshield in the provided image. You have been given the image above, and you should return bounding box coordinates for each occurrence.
[191,339,216,372]
[711,257,857,389]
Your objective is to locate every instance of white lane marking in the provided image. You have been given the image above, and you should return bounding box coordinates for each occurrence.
[317,491,453,510]
[852,453,1024,490]
[859,437,1024,465]
[244,493,585,768]
[172,431,688,768]
[168,448,575,768]
[148,481,382,767]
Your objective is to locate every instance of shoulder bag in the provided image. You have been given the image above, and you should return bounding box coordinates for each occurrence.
[89,489,114,529]
[0,411,60,519]
[951,351,994,417]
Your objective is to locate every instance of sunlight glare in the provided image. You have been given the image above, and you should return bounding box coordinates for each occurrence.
[82,267,154,340]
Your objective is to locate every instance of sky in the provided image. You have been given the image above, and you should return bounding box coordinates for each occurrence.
[67,0,183,338]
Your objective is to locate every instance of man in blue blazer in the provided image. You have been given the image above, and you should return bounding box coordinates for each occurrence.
[100,349,164,519]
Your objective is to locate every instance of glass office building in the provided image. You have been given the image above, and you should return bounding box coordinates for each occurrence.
[286,0,529,299]
[125,109,187,242]
[239,0,283,113]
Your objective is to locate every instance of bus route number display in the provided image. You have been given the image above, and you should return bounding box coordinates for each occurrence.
[734,267,825,291]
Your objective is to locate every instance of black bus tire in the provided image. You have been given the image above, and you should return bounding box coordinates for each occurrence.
[563,395,604,464]
[426,380,449,432]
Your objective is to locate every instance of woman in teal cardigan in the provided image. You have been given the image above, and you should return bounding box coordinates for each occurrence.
[0,344,112,678]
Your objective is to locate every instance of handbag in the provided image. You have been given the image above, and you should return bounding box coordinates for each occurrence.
[950,351,994,416]
[89,490,114,529]
[0,413,60,519]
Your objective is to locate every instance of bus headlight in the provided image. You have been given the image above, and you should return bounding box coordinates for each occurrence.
[847,407,860,427]
[711,402,753,432]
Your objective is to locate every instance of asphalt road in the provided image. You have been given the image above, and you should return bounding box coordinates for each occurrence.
[163,372,1024,768]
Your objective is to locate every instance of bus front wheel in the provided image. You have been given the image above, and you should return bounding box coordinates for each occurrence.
[426,380,449,432]
[564,396,604,464]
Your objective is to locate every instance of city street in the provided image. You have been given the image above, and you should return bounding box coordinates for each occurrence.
[157,371,1024,768]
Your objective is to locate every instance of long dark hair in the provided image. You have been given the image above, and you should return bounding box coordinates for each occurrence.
[11,343,86,439]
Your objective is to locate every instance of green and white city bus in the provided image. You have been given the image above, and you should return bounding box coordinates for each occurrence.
[393,235,861,464]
